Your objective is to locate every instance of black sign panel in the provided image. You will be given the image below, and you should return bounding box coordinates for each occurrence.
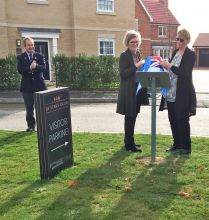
[35,87,73,179]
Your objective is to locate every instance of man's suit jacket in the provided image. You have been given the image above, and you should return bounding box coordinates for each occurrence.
[17,52,47,93]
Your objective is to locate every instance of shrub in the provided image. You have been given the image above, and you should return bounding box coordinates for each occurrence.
[54,54,119,90]
[0,55,20,90]
[0,54,120,91]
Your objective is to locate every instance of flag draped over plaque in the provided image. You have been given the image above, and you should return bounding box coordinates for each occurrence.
[136,56,168,96]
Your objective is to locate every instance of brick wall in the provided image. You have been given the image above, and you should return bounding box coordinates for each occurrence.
[0,27,9,58]
[0,0,136,58]
[135,0,179,58]
[72,0,135,57]
[5,0,73,27]
[151,25,177,41]
[0,0,9,57]
[135,0,151,57]
[57,30,75,56]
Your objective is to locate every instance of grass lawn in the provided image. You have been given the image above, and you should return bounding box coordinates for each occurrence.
[0,131,209,220]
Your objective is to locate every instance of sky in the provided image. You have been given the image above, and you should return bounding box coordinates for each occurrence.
[168,0,209,46]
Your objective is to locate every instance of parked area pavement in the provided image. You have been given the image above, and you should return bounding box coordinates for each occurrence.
[0,103,208,137]
[0,90,208,108]
[0,68,209,106]
[0,69,208,136]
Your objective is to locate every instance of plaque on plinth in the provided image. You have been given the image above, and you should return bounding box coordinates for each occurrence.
[136,71,170,88]
[35,87,73,179]
[136,71,170,163]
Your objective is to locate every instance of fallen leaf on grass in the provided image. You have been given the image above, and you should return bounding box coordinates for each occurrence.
[68,181,78,187]
[178,191,190,198]
[184,194,190,198]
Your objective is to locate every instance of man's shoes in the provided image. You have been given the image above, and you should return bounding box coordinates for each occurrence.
[26,127,35,132]
[166,145,180,152]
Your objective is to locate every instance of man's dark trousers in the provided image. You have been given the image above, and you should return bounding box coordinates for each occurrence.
[22,92,35,129]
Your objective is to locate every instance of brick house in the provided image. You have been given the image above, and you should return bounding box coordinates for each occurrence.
[135,0,180,59]
[0,0,180,80]
[193,33,209,67]
[0,0,136,79]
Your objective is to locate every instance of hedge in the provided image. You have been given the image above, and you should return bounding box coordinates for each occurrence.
[0,54,120,90]
[53,54,120,90]
[0,55,20,90]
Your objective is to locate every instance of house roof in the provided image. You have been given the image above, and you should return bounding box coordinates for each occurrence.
[193,33,209,47]
[139,0,180,25]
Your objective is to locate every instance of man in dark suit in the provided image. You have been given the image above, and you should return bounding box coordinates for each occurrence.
[17,37,47,132]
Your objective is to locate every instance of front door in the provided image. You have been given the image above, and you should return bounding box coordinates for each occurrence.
[35,41,50,80]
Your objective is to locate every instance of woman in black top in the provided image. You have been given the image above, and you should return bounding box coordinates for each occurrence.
[116,30,149,152]
[160,29,196,154]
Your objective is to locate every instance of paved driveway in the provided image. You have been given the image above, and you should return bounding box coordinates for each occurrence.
[193,69,209,93]
[0,103,208,137]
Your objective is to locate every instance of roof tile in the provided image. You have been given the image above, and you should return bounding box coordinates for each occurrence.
[193,33,209,47]
[141,0,180,25]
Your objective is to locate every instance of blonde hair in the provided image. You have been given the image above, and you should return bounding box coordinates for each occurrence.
[23,37,34,47]
[177,29,191,44]
[123,30,141,47]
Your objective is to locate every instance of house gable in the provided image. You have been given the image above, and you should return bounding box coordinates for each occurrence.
[193,33,209,47]
[136,0,180,58]
[140,0,180,25]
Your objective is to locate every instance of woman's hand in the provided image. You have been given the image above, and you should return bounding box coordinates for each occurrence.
[135,59,145,68]
[160,60,172,69]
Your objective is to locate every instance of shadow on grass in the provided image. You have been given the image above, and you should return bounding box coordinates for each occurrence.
[0,132,190,219]
[106,153,189,220]
[0,180,49,217]
[0,131,33,148]
[36,147,131,220]
[36,145,189,220]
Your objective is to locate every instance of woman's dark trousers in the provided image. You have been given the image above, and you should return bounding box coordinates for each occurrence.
[167,101,191,151]
[124,115,137,148]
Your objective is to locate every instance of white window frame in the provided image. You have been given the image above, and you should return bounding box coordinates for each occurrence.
[134,19,139,31]
[97,0,114,13]
[27,0,49,5]
[98,38,115,56]
[158,26,167,37]
[152,46,172,60]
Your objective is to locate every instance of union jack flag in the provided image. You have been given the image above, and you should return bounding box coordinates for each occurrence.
[139,56,165,72]
[136,56,167,95]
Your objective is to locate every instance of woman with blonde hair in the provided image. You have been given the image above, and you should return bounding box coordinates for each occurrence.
[160,28,196,154]
[116,30,149,152]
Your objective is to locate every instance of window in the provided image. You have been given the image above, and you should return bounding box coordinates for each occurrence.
[159,49,169,59]
[134,19,139,31]
[98,38,115,56]
[152,47,171,60]
[27,0,48,4]
[97,0,114,12]
[158,26,167,37]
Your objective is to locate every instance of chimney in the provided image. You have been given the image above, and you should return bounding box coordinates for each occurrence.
[160,0,168,7]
